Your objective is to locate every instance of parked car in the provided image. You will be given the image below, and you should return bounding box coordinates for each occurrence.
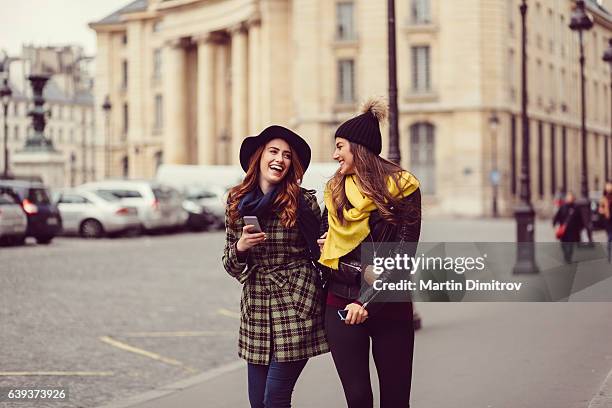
[54,189,141,238]
[0,187,28,245]
[182,198,217,231]
[78,180,188,233]
[0,179,62,244]
[183,185,226,229]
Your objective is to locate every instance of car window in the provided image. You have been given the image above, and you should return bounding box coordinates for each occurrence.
[153,187,171,200]
[187,190,215,200]
[59,194,90,204]
[0,192,19,205]
[97,189,142,199]
[28,188,51,204]
[93,190,120,202]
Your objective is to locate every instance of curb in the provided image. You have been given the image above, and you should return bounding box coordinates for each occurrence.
[94,360,245,408]
[588,366,612,408]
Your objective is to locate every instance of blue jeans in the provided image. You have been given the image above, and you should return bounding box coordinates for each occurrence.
[247,358,308,408]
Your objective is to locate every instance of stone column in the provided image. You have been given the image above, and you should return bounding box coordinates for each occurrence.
[196,34,217,165]
[247,15,261,134]
[163,38,189,164]
[230,23,249,165]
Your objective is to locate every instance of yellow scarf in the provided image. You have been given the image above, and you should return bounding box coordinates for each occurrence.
[318,171,419,269]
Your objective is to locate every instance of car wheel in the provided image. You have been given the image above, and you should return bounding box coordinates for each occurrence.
[36,235,54,245]
[80,219,104,239]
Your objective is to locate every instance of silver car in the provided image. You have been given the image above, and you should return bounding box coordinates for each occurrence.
[55,189,140,238]
[78,180,188,232]
[0,189,28,245]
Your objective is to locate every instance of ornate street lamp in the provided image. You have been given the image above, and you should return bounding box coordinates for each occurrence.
[489,112,500,218]
[513,0,539,274]
[102,95,112,178]
[0,50,12,178]
[603,38,612,181]
[569,0,594,244]
[387,0,401,164]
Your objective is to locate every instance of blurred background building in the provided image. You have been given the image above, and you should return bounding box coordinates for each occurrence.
[89,0,612,217]
[0,45,96,186]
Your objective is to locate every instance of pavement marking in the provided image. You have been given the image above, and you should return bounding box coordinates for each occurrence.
[122,330,234,338]
[588,365,612,408]
[99,336,198,374]
[217,308,240,319]
[0,371,114,376]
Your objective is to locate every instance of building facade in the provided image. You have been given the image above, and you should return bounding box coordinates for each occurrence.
[1,45,96,186]
[90,0,612,217]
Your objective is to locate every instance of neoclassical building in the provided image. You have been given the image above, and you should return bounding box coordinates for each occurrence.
[90,0,612,216]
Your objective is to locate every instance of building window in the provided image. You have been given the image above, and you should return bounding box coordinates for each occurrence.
[411,46,431,93]
[411,0,431,24]
[508,48,516,102]
[409,122,435,194]
[510,114,517,196]
[550,124,557,195]
[70,129,74,143]
[13,102,18,116]
[59,129,63,143]
[122,60,128,90]
[152,21,162,33]
[122,103,129,137]
[122,156,129,178]
[508,0,515,34]
[538,121,544,198]
[13,125,19,141]
[122,34,128,45]
[337,59,355,103]
[336,2,356,41]
[153,49,162,80]
[154,94,163,130]
[154,151,163,170]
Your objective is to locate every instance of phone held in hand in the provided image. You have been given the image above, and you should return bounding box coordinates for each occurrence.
[243,216,263,233]
[337,309,349,320]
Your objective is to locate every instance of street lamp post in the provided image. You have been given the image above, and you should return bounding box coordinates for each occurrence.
[102,95,112,179]
[569,0,594,244]
[0,50,12,179]
[513,0,539,274]
[603,38,612,182]
[489,112,500,218]
[387,0,401,165]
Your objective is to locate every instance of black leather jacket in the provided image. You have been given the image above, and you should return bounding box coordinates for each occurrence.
[320,188,421,308]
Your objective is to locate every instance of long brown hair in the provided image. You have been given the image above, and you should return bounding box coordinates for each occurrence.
[227,142,305,228]
[327,142,419,225]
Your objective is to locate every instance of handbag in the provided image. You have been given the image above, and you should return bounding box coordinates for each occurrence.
[555,224,567,239]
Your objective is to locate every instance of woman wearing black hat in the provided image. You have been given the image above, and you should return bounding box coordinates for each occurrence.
[222,125,328,408]
[318,98,421,408]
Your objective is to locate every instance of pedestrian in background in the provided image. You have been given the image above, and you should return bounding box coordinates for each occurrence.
[222,125,328,408]
[318,98,421,408]
[598,181,612,263]
[553,191,584,263]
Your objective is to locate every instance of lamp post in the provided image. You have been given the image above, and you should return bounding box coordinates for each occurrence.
[569,0,594,244]
[603,38,612,181]
[513,0,539,274]
[387,0,401,165]
[102,95,112,178]
[489,112,500,218]
[0,50,12,179]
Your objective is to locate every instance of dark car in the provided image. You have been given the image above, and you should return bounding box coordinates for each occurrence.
[0,179,62,244]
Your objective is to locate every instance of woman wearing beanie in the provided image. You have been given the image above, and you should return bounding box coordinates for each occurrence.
[222,125,328,408]
[318,98,421,408]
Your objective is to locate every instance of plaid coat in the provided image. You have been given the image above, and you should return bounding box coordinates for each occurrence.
[222,189,329,365]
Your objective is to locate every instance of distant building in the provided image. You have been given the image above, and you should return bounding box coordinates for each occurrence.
[90,0,612,216]
[1,45,96,186]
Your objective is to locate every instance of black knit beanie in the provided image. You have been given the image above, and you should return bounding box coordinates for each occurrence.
[335,98,388,155]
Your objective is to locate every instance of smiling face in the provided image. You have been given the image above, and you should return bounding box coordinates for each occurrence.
[259,138,292,190]
[333,137,355,175]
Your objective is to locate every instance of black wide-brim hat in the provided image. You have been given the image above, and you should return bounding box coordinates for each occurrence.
[239,125,311,172]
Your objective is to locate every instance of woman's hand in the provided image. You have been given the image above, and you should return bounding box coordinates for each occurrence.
[317,232,328,251]
[236,225,266,252]
[344,302,368,325]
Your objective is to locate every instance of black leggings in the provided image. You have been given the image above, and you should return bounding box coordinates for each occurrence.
[325,306,414,408]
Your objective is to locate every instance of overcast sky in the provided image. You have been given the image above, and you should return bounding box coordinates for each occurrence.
[0,0,131,56]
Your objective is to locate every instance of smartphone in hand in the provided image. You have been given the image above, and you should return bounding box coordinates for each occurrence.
[243,216,263,233]
[337,309,349,320]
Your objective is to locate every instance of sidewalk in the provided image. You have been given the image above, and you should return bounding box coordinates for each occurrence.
[97,217,612,408]
[102,301,612,408]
